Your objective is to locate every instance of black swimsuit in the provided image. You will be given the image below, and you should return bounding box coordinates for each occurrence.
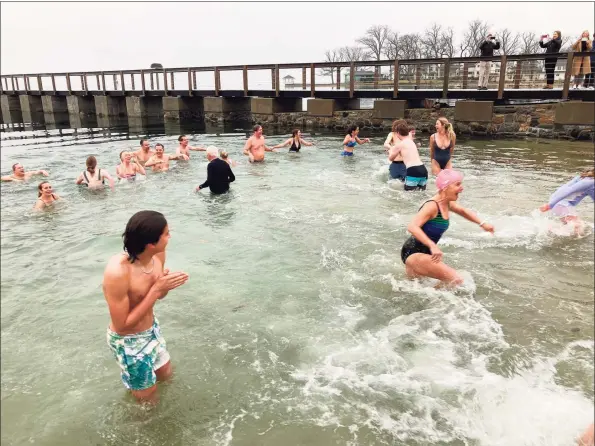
[289,139,301,153]
[432,134,452,170]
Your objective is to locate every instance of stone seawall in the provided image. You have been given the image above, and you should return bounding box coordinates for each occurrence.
[204,104,593,141]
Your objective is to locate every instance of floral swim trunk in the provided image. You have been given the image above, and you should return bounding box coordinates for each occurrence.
[107,318,170,391]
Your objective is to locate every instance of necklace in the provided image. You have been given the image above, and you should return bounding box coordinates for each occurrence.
[141,258,155,274]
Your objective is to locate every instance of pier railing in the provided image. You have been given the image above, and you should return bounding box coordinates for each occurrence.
[0,52,591,101]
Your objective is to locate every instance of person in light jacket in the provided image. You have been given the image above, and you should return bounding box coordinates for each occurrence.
[478,33,500,90]
[539,30,562,89]
[584,32,595,89]
[571,30,592,89]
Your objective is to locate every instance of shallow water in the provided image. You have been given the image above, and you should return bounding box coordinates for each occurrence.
[1,125,594,446]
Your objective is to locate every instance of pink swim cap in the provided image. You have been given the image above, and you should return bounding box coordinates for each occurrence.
[436,169,463,190]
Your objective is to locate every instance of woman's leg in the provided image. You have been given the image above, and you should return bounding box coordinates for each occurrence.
[405,253,463,287]
[431,159,441,175]
[445,160,453,170]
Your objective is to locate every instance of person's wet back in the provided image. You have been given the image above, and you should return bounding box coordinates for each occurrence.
[195,147,236,194]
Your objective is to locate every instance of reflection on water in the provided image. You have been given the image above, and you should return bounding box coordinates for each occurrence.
[1,122,594,446]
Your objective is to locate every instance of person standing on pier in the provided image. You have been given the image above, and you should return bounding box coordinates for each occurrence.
[176,135,206,159]
[145,144,189,172]
[270,129,315,153]
[2,163,49,182]
[132,139,155,167]
[103,210,189,404]
[242,125,277,162]
[539,30,562,89]
[478,33,500,90]
[388,120,428,191]
[342,125,370,157]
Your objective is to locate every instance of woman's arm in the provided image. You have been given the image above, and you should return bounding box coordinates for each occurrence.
[450,135,456,156]
[388,143,403,162]
[383,132,394,152]
[407,203,439,249]
[342,135,351,147]
[102,170,116,191]
[300,138,314,147]
[355,136,370,144]
[75,173,84,185]
[429,134,435,160]
[449,201,494,233]
[135,161,146,176]
[271,138,292,149]
[144,157,159,167]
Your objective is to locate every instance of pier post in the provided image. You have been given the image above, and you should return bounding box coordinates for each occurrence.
[162,96,204,123]
[203,97,250,123]
[67,96,97,128]
[0,94,23,124]
[94,96,127,128]
[19,95,44,124]
[41,96,69,127]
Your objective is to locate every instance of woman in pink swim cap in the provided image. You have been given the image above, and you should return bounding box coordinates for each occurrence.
[400,169,495,288]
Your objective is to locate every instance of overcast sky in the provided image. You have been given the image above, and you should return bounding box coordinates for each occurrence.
[1,1,594,76]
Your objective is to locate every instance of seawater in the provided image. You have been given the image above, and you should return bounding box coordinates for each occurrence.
[1,125,593,446]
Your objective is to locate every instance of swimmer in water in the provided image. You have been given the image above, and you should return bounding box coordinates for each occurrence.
[176,135,206,159]
[145,144,189,172]
[341,124,370,156]
[131,139,154,167]
[270,129,315,153]
[389,120,428,191]
[384,120,410,182]
[242,125,277,163]
[539,167,594,234]
[219,150,237,167]
[117,151,146,181]
[429,117,456,175]
[1,163,49,182]
[34,181,61,210]
[75,156,115,191]
[401,169,494,288]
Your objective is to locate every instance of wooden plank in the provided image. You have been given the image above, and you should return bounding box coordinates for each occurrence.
[442,59,450,99]
[243,65,248,96]
[275,64,280,96]
[393,59,399,98]
[11,77,16,91]
[131,73,135,90]
[187,68,192,96]
[101,73,106,94]
[150,72,154,90]
[37,75,42,91]
[462,62,469,89]
[120,71,125,93]
[170,72,175,90]
[113,74,117,89]
[349,63,355,97]
[336,67,341,90]
[163,69,169,95]
[302,67,306,89]
[51,75,56,94]
[310,63,315,97]
[214,67,220,96]
[96,74,100,90]
[562,53,574,100]
[192,71,197,89]
[140,70,146,95]
[66,74,72,93]
[24,76,29,92]
[514,60,522,89]
[497,55,507,99]
[271,67,275,90]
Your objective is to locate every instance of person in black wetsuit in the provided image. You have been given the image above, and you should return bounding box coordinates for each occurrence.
[195,147,235,194]
[429,117,456,175]
[539,30,562,89]
[270,129,315,152]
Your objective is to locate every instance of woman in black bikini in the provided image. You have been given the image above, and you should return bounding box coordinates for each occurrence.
[270,129,315,153]
[34,181,61,210]
[429,117,456,175]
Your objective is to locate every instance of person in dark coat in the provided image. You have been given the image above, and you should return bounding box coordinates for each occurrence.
[539,30,562,89]
[478,33,501,90]
[584,32,595,89]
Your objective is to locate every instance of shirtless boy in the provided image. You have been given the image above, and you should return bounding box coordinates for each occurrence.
[242,125,277,162]
[103,210,189,403]
[176,135,206,159]
[388,120,428,191]
[145,144,189,172]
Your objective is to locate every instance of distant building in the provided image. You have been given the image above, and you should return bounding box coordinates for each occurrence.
[283,75,295,88]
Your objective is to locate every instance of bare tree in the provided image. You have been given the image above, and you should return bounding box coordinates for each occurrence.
[383,32,401,79]
[441,27,455,58]
[319,49,343,86]
[357,25,390,83]
[496,28,521,55]
[420,23,444,58]
[339,46,366,62]
[398,33,423,79]
[519,32,543,81]
[459,19,491,57]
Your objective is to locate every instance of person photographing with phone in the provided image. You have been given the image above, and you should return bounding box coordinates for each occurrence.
[540,31,562,89]
[571,30,592,89]
[478,33,500,90]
